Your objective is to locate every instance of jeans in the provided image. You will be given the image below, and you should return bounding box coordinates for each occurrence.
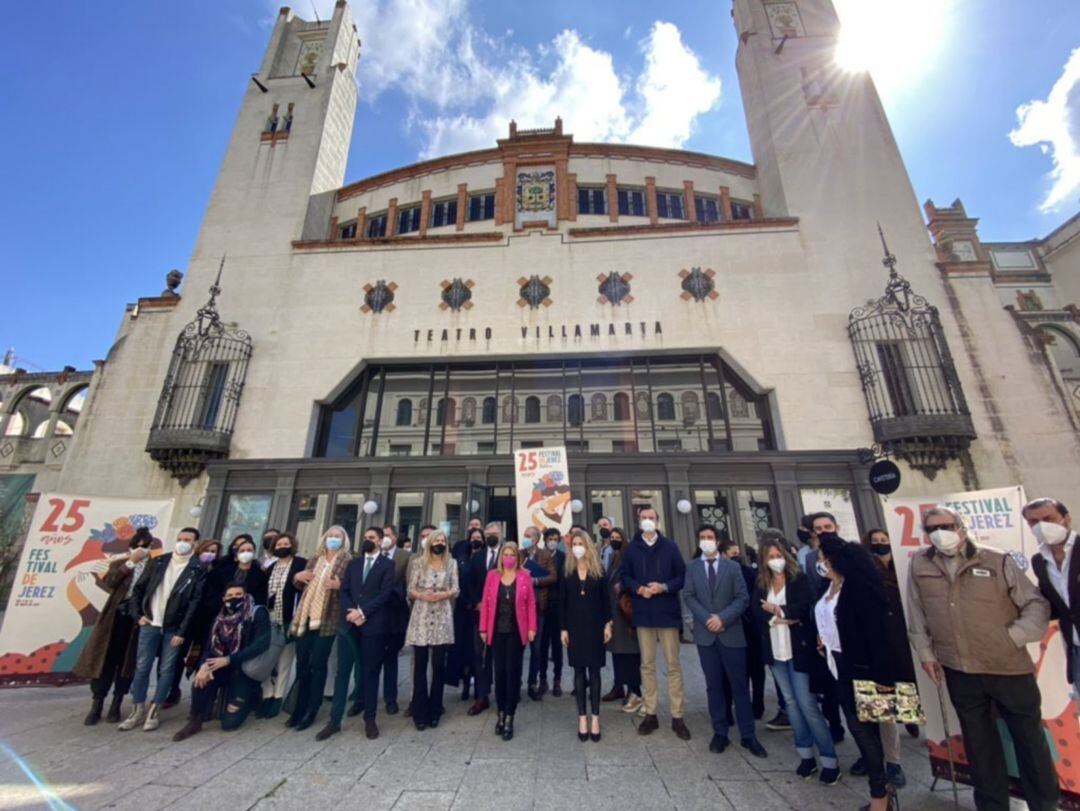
[90,612,135,700]
[697,640,755,741]
[412,644,449,724]
[527,613,546,687]
[130,625,183,705]
[290,631,335,724]
[770,659,837,767]
[944,667,1059,811]
[574,666,602,715]
[492,632,525,715]
[260,626,296,700]
[190,665,259,730]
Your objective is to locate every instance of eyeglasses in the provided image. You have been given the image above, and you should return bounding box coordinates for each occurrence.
[924,522,960,532]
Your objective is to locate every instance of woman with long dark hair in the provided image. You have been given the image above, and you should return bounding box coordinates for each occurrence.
[605,527,643,714]
[816,536,900,811]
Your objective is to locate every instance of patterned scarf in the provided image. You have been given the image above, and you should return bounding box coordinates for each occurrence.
[209,593,255,658]
[293,555,332,636]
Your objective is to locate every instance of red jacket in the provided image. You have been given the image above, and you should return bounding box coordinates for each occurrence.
[479,569,537,647]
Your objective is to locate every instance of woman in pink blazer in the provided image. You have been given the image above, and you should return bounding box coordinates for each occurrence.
[479,541,537,741]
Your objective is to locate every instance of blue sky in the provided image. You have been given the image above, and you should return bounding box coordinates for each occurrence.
[1,0,1078,371]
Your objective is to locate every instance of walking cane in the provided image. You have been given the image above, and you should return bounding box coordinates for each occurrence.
[935,680,961,809]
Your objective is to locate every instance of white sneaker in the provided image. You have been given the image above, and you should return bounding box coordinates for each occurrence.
[118,703,146,731]
[622,694,643,714]
[142,703,160,731]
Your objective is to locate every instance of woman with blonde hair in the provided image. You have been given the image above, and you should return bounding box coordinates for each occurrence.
[286,524,351,731]
[406,530,460,730]
[561,528,613,742]
[479,541,537,741]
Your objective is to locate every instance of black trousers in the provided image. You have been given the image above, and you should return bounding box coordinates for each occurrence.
[574,666,602,715]
[472,611,494,698]
[190,665,259,730]
[412,644,449,724]
[539,603,563,681]
[944,668,1059,811]
[90,612,135,700]
[834,655,888,800]
[290,632,335,723]
[492,632,525,716]
[332,628,385,723]
[612,652,642,696]
[381,631,406,704]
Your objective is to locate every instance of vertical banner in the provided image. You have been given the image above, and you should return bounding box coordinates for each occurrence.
[0,493,174,686]
[885,486,1080,809]
[514,446,573,539]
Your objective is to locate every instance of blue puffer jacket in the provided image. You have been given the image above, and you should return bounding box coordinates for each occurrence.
[620,532,686,629]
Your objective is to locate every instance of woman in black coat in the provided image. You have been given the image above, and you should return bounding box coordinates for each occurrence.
[560,529,613,742]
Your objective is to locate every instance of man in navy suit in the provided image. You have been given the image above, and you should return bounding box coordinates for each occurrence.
[318,528,394,741]
[683,524,767,758]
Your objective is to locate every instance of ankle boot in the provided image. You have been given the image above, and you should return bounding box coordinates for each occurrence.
[172,718,203,741]
[106,695,124,723]
[118,703,146,731]
[84,697,104,726]
[502,714,515,741]
[494,712,506,736]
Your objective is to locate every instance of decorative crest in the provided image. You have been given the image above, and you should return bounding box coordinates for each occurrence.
[597,272,633,306]
[679,267,718,302]
[517,275,553,309]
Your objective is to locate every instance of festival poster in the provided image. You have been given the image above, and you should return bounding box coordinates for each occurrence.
[514,446,573,539]
[885,486,1080,809]
[0,493,174,686]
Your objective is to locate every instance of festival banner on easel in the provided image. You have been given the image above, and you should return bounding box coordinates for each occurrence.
[0,493,174,686]
[514,446,573,539]
[885,486,1080,810]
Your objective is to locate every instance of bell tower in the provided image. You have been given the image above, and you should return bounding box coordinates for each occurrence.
[191,2,360,263]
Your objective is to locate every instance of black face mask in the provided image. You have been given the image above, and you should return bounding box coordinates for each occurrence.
[470,539,483,550]
[362,539,377,554]
[273,547,292,558]
[609,539,623,551]
[870,544,892,556]
[432,544,447,555]
[599,527,611,540]
[796,529,812,544]
[262,536,276,551]
[224,597,244,613]
[485,535,499,547]
[817,531,838,543]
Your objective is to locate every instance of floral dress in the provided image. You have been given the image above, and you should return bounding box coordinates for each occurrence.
[405,558,459,647]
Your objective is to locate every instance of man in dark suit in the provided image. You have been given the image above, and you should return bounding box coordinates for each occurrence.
[683,524,767,758]
[539,525,567,697]
[466,521,503,715]
[1027,497,1080,692]
[320,529,394,740]
[373,526,411,715]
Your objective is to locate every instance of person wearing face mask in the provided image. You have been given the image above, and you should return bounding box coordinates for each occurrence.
[908,505,1057,811]
[806,511,846,744]
[466,522,505,715]
[754,535,838,784]
[620,507,689,739]
[370,525,410,717]
[1027,497,1080,698]
[319,526,394,741]
[718,539,767,722]
[796,514,817,571]
[452,517,485,560]
[521,526,557,702]
[259,528,281,570]
[171,583,271,740]
[455,527,485,702]
[73,527,157,726]
[684,525,766,756]
[603,528,643,712]
[405,530,459,729]
[257,532,306,718]
[597,516,615,572]
[479,542,537,741]
[286,526,352,732]
[120,528,205,732]
[538,526,568,698]
[210,535,268,608]
[560,529,613,742]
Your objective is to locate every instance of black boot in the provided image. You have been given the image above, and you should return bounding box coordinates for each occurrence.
[502,714,514,741]
[106,695,124,724]
[494,712,506,736]
[84,697,104,726]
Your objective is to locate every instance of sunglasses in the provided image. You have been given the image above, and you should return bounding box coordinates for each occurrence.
[924,522,961,532]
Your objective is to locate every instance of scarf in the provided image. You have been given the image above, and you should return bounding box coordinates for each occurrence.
[209,593,255,658]
[292,555,334,636]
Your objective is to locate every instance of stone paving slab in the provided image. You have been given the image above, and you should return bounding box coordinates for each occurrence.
[0,644,1027,810]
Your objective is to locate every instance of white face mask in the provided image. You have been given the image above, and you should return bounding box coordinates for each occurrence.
[572,545,586,559]
[815,560,829,578]
[929,528,962,555]
[537,539,546,550]
[1033,520,1070,546]
[640,519,656,535]
[237,551,255,564]
[767,558,787,573]
[174,540,193,557]
[698,539,717,557]
[381,536,394,550]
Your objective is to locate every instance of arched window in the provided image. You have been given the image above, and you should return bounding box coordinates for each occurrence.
[546,394,563,423]
[681,391,700,423]
[591,393,607,421]
[657,392,675,421]
[395,398,413,426]
[436,397,457,426]
[568,394,584,427]
[525,396,541,424]
[706,392,723,420]
[5,386,51,437]
[482,396,497,424]
[613,392,631,421]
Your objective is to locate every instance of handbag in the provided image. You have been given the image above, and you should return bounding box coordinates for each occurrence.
[241,618,286,682]
[852,679,926,725]
[617,592,633,624]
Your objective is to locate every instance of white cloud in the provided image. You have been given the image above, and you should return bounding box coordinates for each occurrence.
[1010,47,1080,213]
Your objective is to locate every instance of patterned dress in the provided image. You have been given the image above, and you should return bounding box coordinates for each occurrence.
[405,558,459,647]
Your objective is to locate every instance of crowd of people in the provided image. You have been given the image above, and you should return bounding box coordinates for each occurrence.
[71,497,1077,811]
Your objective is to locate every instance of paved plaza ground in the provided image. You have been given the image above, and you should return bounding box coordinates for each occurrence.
[1,645,1018,811]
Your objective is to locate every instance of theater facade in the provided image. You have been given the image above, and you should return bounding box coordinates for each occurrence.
[3,0,1080,560]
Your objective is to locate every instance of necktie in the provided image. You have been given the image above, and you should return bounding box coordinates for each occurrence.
[708,559,717,591]
[363,556,373,583]
[488,551,496,571]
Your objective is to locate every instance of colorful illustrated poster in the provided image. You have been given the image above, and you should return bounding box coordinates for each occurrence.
[885,486,1080,809]
[0,493,174,686]
[514,446,573,538]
